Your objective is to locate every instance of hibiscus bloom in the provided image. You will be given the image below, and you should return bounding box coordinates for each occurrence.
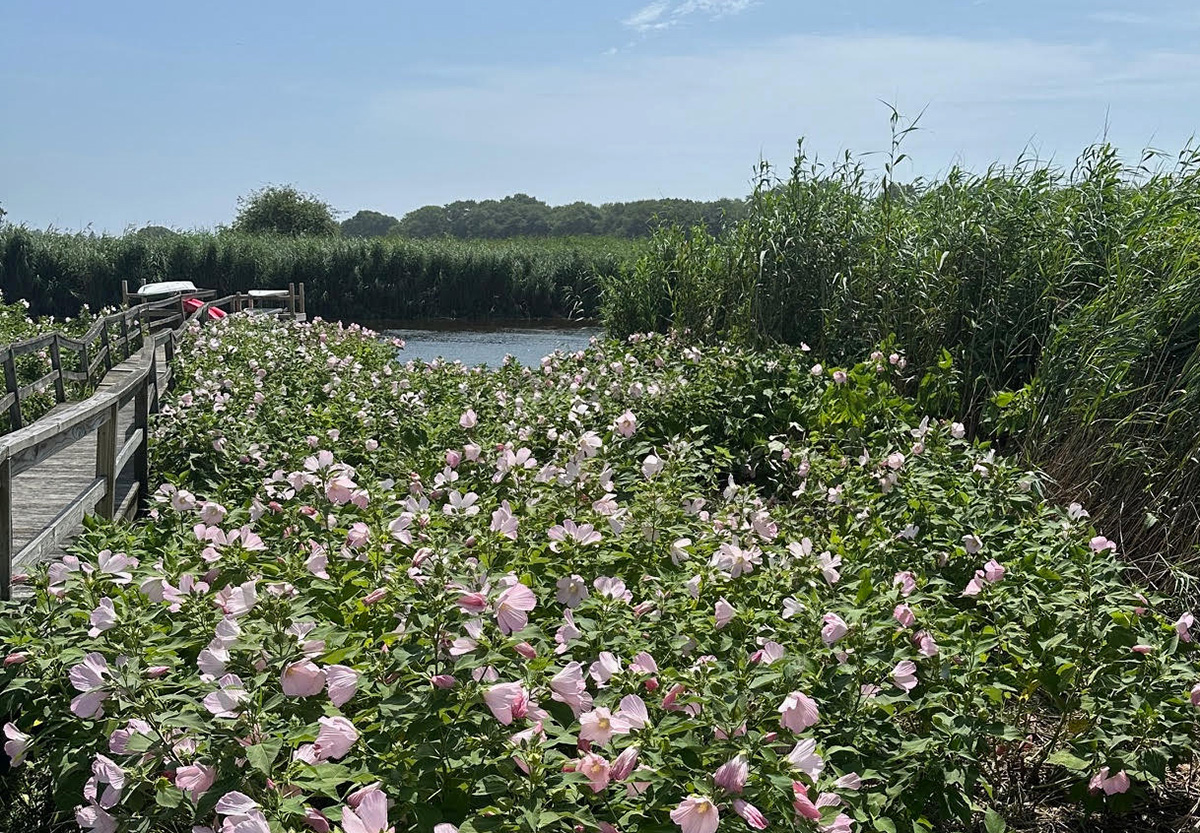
[495,582,536,635]
[1089,767,1131,795]
[821,613,848,645]
[713,755,748,793]
[670,796,719,833]
[281,660,326,697]
[892,660,919,693]
[779,691,820,731]
[579,707,632,745]
[3,722,31,766]
[715,597,736,629]
[341,786,394,833]
[578,752,611,792]
[484,682,530,725]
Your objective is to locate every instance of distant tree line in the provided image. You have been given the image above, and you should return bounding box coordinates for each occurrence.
[340,194,747,240]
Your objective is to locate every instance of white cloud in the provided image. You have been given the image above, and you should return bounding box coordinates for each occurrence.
[623,2,673,31]
[623,0,756,32]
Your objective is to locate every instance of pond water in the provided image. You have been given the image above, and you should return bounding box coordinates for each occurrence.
[376,321,602,367]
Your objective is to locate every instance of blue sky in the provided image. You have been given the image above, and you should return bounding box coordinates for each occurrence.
[3,1,1199,232]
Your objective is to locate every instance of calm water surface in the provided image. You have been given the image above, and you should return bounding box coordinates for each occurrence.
[378,321,602,367]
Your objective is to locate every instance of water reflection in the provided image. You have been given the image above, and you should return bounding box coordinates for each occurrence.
[377,321,602,368]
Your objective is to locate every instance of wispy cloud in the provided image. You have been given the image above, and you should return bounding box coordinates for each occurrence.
[623,0,756,33]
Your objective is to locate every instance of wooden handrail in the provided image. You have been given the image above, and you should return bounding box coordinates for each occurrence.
[0,285,303,600]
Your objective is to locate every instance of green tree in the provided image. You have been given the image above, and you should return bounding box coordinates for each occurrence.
[393,205,451,237]
[550,201,603,236]
[341,209,399,238]
[231,185,339,236]
[132,225,178,241]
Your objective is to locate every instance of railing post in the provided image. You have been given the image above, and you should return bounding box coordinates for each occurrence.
[95,402,118,520]
[288,283,296,318]
[148,338,160,413]
[81,342,93,387]
[134,374,150,519]
[298,282,306,318]
[119,312,130,360]
[0,455,11,601]
[121,280,129,307]
[3,347,21,430]
[100,322,113,372]
[50,334,66,403]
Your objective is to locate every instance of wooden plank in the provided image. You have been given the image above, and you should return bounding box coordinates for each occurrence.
[88,346,109,378]
[80,319,106,346]
[117,481,140,521]
[100,323,112,373]
[18,368,60,400]
[115,428,143,475]
[134,374,149,516]
[0,341,155,462]
[119,314,130,361]
[50,334,66,402]
[4,348,21,430]
[10,334,55,357]
[94,403,118,520]
[13,477,106,572]
[0,392,13,413]
[61,369,89,383]
[8,408,110,476]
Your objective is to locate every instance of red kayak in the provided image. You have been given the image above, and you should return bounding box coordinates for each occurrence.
[183,297,228,320]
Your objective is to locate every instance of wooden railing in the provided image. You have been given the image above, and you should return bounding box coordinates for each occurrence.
[0,288,304,600]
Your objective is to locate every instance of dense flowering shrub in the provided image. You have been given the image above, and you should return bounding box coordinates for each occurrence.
[1,315,1198,833]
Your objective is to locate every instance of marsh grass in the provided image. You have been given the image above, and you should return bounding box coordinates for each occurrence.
[0,232,640,322]
[603,138,1200,597]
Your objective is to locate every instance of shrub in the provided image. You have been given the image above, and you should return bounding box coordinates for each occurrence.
[1,317,1196,832]
[231,186,340,238]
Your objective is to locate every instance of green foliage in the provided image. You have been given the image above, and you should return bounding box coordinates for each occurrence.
[339,210,399,238]
[603,140,1200,591]
[132,225,179,241]
[392,194,747,240]
[1,317,1196,832]
[230,185,340,237]
[0,229,640,322]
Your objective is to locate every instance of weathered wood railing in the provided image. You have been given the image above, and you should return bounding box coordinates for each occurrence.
[0,288,304,600]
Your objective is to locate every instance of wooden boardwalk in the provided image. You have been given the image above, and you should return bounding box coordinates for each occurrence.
[9,344,169,578]
[0,288,305,602]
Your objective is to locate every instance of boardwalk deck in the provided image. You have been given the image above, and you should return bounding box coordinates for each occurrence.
[10,343,169,578]
[0,288,304,602]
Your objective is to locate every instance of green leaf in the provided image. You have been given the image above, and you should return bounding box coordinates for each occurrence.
[984,808,1007,833]
[155,782,184,809]
[1046,749,1089,772]
[246,738,283,776]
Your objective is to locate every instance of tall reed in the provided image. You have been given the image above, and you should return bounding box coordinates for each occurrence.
[0,232,639,322]
[603,140,1200,591]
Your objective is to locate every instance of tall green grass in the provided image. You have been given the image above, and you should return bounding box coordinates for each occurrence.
[604,140,1200,589]
[0,231,640,322]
